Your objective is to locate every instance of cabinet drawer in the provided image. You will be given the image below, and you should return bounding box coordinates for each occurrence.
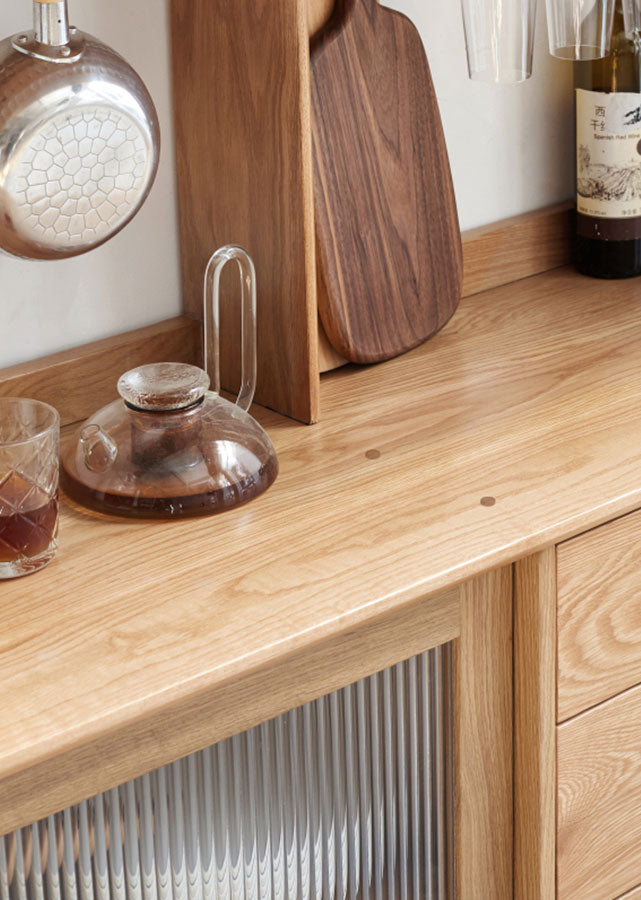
[557,508,641,721]
[558,683,641,900]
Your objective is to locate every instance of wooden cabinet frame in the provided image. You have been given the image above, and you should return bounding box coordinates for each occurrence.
[2,573,515,899]
[514,550,557,899]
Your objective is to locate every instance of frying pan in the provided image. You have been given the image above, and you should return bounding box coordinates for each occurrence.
[0,0,160,260]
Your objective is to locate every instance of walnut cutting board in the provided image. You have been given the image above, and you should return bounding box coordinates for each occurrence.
[311,0,463,364]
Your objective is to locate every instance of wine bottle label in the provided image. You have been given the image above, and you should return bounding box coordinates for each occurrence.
[577,88,641,222]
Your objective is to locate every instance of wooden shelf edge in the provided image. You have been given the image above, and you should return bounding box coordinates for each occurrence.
[462,201,573,299]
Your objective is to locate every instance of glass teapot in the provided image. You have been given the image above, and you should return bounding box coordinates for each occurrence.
[61,247,278,518]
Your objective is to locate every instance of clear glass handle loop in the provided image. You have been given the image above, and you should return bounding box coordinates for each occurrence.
[203,245,257,412]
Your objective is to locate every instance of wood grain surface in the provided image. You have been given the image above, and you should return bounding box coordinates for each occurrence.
[619,886,641,899]
[456,567,513,900]
[318,319,348,372]
[513,549,556,900]
[462,202,572,298]
[5,266,641,835]
[318,202,573,372]
[0,317,200,427]
[310,0,462,364]
[170,0,319,423]
[558,682,641,899]
[557,508,641,721]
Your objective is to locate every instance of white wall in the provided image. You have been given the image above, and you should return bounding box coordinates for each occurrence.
[411,0,575,228]
[0,0,574,369]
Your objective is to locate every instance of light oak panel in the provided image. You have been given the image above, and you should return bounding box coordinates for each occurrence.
[619,887,641,899]
[456,567,513,900]
[318,319,347,371]
[5,267,641,834]
[462,202,572,298]
[0,317,200,427]
[558,508,641,721]
[170,0,319,423]
[558,682,641,900]
[514,549,556,900]
[0,586,459,835]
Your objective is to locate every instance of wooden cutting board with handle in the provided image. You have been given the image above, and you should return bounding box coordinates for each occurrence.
[311,0,463,364]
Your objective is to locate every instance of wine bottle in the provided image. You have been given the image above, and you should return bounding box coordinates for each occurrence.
[575,1,641,278]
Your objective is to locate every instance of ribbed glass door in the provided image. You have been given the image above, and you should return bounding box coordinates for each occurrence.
[1,644,454,900]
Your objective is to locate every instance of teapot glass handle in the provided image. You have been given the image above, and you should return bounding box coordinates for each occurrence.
[203,245,257,412]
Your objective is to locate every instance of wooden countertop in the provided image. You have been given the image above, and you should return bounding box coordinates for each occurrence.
[4,265,641,834]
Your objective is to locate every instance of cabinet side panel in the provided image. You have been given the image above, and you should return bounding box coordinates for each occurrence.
[170,0,319,423]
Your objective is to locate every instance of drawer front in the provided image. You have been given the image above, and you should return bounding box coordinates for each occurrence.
[558,683,641,900]
[557,508,641,721]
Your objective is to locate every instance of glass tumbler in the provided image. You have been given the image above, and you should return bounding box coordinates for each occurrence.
[0,398,60,578]
[461,0,538,82]
[546,0,615,59]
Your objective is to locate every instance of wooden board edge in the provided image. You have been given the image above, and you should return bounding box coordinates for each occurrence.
[319,202,573,372]
[0,585,459,836]
[0,317,201,428]
[618,886,641,899]
[456,566,513,899]
[513,548,557,900]
[170,0,320,424]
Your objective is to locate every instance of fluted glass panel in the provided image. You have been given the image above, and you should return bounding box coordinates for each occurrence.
[1,645,454,900]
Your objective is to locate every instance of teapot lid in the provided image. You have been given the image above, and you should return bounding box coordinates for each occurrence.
[118,363,210,412]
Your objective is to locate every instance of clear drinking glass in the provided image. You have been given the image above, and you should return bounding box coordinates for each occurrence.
[461,0,538,83]
[546,0,615,59]
[0,398,60,578]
